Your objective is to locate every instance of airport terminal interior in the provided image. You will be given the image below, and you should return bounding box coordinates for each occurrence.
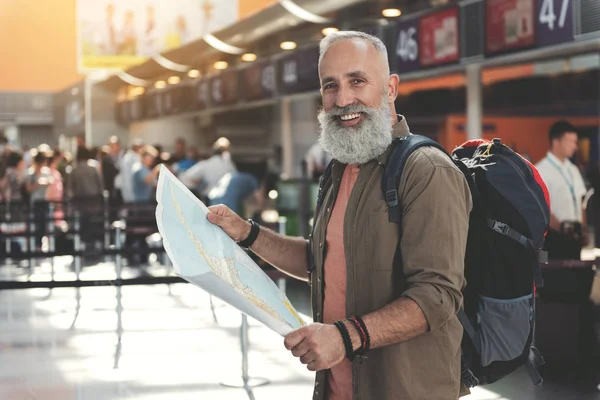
[1,0,600,399]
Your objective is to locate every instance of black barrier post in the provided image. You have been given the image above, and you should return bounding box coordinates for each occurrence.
[4,200,12,259]
[48,202,55,281]
[103,191,111,263]
[73,211,81,279]
[220,248,270,393]
[28,200,35,273]
[113,220,125,280]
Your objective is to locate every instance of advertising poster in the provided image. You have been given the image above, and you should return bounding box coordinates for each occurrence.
[78,0,239,72]
[418,7,459,67]
[486,0,535,54]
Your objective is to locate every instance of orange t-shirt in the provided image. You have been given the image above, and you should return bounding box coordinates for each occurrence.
[322,164,360,400]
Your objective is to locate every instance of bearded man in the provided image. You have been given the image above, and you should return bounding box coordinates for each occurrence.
[207,31,472,400]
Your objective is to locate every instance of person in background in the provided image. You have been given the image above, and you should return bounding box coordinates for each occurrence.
[173,146,199,174]
[45,150,65,227]
[116,139,143,203]
[208,172,265,217]
[132,145,160,203]
[0,150,26,201]
[305,141,332,180]
[0,149,27,253]
[25,151,53,249]
[171,137,186,163]
[26,150,52,203]
[98,145,119,198]
[180,137,237,200]
[68,147,104,199]
[536,121,588,259]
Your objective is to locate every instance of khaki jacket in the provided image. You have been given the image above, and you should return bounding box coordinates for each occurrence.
[308,116,472,400]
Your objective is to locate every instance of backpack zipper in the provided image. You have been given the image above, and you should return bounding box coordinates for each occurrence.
[493,153,550,226]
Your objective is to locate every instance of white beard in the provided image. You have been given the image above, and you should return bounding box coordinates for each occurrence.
[317,96,392,165]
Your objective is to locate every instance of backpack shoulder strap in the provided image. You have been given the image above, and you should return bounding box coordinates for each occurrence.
[383,134,450,223]
[314,160,334,221]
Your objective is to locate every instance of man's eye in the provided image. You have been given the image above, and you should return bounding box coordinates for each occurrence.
[323,83,336,90]
[351,79,364,85]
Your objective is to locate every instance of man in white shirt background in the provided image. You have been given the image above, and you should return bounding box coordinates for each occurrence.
[536,121,588,259]
[180,137,237,200]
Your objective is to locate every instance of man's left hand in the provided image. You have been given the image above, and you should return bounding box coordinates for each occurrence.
[284,323,345,371]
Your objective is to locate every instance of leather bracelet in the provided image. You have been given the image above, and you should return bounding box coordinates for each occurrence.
[238,219,260,248]
[334,320,354,361]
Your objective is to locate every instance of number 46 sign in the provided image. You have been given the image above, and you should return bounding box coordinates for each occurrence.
[395,18,420,73]
[536,0,573,47]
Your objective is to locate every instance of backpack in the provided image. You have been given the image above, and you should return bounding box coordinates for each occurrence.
[315,134,550,389]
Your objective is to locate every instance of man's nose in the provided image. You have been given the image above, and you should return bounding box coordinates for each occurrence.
[335,85,355,109]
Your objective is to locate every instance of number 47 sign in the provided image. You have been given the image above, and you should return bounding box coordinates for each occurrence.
[536,0,574,47]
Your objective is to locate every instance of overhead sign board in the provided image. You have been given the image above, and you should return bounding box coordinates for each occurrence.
[278,46,320,95]
[419,7,460,67]
[535,0,574,47]
[486,0,536,55]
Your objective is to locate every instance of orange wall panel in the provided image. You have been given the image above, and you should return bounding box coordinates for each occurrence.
[443,115,600,164]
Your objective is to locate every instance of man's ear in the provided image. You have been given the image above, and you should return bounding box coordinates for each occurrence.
[388,74,400,103]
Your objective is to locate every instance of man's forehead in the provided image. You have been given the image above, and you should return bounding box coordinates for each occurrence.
[319,39,382,77]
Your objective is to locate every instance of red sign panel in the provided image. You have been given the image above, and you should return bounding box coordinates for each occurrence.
[419,7,459,67]
[486,0,535,54]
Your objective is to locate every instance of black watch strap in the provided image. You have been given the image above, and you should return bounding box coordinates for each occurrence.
[238,219,260,248]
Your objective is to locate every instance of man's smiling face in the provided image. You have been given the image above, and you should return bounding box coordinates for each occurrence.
[317,38,398,165]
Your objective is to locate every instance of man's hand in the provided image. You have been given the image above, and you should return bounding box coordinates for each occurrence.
[207,205,251,242]
[284,323,346,371]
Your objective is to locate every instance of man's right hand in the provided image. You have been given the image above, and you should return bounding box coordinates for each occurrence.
[207,205,252,242]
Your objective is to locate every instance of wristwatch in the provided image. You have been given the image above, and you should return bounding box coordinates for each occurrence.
[238,219,260,248]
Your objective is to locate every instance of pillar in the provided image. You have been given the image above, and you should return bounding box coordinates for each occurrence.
[466,64,483,140]
[281,97,294,179]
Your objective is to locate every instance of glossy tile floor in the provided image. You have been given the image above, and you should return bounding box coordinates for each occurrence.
[0,257,598,400]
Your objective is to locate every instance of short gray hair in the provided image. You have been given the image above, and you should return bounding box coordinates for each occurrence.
[318,31,390,74]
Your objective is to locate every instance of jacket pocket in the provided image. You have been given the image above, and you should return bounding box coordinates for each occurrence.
[478,294,533,367]
[365,211,398,271]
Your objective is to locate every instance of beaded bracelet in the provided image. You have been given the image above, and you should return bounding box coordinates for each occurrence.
[349,315,371,355]
[334,320,354,361]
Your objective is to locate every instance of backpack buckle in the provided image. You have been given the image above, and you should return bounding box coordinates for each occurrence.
[385,189,399,207]
[492,220,509,235]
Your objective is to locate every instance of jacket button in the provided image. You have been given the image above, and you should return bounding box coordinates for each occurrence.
[315,391,319,396]
[319,242,323,248]
[315,381,320,387]
[326,207,330,213]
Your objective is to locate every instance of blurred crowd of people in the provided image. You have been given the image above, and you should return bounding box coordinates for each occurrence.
[0,135,203,205]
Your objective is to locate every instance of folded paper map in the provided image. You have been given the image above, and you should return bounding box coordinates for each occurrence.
[155,165,306,336]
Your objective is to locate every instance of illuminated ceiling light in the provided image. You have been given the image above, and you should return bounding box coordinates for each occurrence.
[382,8,402,18]
[117,71,150,87]
[268,190,279,200]
[130,87,145,96]
[154,80,167,89]
[188,69,200,78]
[278,0,332,23]
[322,27,339,36]
[203,33,245,55]
[167,76,181,85]
[280,41,297,50]
[241,53,257,62]
[152,54,190,72]
[213,61,229,70]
